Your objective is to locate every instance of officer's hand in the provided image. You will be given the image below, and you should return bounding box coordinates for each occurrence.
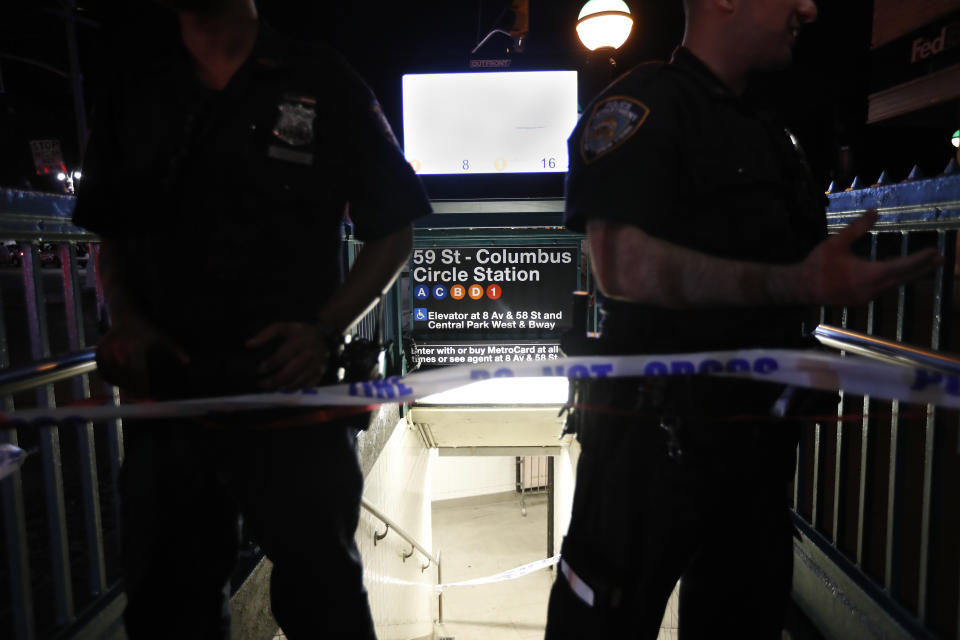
[96,319,189,395]
[793,210,942,306]
[246,322,330,390]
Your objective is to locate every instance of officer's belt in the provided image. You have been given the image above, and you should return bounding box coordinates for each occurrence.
[572,374,786,417]
[559,557,622,609]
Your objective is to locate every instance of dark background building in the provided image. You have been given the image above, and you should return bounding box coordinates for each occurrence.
[1,0,956,198]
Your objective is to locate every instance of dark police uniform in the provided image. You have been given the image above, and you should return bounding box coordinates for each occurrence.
[74,26,431,639]
[545,47,826,639]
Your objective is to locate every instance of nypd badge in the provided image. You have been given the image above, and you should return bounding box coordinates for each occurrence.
[272,98,316,147]
[581,96,650,164]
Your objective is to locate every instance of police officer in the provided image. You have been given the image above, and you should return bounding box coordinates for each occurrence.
[73,1,431,638]
[546,0,939,637]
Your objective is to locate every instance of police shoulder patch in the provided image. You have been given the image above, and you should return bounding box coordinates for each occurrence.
[580,96,651,164]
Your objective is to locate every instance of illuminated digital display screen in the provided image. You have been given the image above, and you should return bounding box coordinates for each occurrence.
[401,71,578,175]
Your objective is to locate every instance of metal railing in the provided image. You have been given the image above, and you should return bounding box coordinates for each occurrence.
[800,325,960,638]
[515,455,549,518]
[0,349,120,640]
[0,188,409,638]
[515,455,556,559]
[0,288,408,640]
[814,324,960,376]
[362,497,443,622]
[0,349,96,396]
[0,196,117,638]
[789,168,960,639]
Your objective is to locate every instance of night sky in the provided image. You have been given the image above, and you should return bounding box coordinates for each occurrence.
[0,0,953,194]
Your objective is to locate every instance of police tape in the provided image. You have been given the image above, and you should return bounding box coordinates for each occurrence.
[435,555,560,592]
[0,444,27,480]
[2,349,960,425]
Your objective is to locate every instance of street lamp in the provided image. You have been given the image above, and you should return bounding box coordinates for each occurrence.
[576,0,634,103]
[576,0,634,51]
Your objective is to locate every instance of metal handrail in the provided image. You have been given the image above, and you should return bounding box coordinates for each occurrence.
[361,497,439,567]
[813,324,960,376]
[0,348,97,396]
[360,497,443,622]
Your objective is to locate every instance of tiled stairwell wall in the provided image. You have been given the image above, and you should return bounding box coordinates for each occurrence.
[357,417,436,640]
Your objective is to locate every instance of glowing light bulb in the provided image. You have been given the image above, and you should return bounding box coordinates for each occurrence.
[576,0,634,51]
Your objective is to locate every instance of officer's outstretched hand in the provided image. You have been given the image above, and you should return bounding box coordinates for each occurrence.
[246,322,330,390]
[97,318,189,396]
[792,210,942,306]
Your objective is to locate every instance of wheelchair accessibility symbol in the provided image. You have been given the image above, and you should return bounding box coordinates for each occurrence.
[414,308,428,322]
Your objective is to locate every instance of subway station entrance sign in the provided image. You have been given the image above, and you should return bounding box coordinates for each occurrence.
[412,342,563,366]
[410,244,579,366]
